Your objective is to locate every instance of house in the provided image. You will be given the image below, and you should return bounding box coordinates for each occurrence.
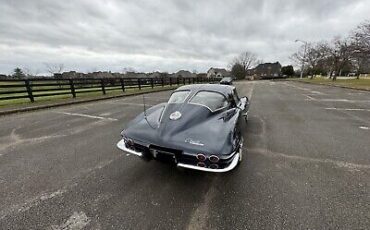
[124,72,148,78]
[196,73,207,78]
[87,71,115,78]
[174,70,195,78]
[207,68,231,79]
[57,71,86,79]
[246,62,282,80]
[147,72,161,78]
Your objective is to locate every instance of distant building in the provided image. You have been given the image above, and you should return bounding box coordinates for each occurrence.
[87,71,114,78]
[124,72,148,78]
[174,70,195,78]
[207,68,231,79]
[56,71,86,79]
[246,62,282,79]
[0,74,7,79]
[196,73,207,78]
[147,71,162,78]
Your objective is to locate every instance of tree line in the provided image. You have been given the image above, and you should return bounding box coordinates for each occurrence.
[291,21,370,80]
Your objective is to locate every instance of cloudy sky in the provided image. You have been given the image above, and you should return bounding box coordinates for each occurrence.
[1,0,369,75]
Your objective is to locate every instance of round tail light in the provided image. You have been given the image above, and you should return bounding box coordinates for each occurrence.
[125,138,135,147]
[197,162,206,167]
[196,154,206,161]
[209,155,219,163]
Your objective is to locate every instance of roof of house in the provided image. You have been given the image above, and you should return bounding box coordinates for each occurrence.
[208,68,231,76]
[254,62,282,72]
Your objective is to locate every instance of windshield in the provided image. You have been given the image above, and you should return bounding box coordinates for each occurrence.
[168,90,190,104]
[189,91,228,112]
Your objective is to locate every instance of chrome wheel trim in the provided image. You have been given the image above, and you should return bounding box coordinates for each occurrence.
[239,137,244,162]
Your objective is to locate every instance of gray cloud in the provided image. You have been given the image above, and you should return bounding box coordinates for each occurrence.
[0,0,369,74]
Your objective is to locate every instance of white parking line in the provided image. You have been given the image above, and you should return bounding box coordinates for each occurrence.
[283,82,325,94]
[55,111,118,121]
[359,126,369,130]
[306,97,370,103]
[325,108,370,112]
[305,95,315,100]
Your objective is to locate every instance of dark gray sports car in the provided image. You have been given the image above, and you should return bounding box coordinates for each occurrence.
[117,84,249,172]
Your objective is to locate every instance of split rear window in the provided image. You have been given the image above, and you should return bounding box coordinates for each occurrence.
[168,90,191,103]
[189,91,228,112]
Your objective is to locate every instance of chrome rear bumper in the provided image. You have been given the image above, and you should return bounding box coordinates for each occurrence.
[116,139,143,157]
[116,139,240,173]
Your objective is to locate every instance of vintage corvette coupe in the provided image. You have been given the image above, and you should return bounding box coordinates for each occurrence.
[117,84,249,172]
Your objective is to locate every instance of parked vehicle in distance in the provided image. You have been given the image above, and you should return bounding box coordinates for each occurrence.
[220,77,233,85]
[117,84,249,172]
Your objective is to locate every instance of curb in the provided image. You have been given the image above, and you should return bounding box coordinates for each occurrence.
[287,80,370,92]
[0,87,176,116]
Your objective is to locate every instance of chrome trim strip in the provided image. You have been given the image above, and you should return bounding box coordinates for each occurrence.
[116,139,143,157]
[177,152,240,173]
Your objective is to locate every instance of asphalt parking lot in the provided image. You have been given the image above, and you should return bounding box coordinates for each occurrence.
[0,81,369,229]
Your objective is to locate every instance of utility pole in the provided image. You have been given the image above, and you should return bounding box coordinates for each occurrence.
[295,39,308,79]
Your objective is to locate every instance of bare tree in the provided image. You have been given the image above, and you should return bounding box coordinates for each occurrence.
[229,51,257,79]
[232,51,257,70]
[44,63,64,76]
[22,67,40,78]
[320,38,354,81]
[291,42,327,78]
[352,21,370,55]
[350,21,370,78]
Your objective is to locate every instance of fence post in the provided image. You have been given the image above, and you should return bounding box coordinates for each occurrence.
[24,79,34,102]
[151,78,154,89]
[138,78,141,90]
[183,78,186,85]
[120,78,125,92]
[177,77,180,85]
[69,79,76,98]
[169,78,172,86]
[101,79,106,94]
[161,77,164,87]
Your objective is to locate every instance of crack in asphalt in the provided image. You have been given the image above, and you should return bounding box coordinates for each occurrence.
[0,128,67,153]
[186,176,218,230]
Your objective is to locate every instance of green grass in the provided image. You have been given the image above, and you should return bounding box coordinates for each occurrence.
[0,85,178,109]
[290,77,370,90]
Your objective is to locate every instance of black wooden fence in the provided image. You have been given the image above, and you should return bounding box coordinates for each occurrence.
[0,77,218,102]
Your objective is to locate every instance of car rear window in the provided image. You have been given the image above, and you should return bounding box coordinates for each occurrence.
[168,90,190,103]
[189,91,228,111]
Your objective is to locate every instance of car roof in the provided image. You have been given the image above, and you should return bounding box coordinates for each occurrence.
[175,84,235,97]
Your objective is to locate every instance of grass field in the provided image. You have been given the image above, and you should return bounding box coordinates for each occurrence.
[291,77,370,90]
